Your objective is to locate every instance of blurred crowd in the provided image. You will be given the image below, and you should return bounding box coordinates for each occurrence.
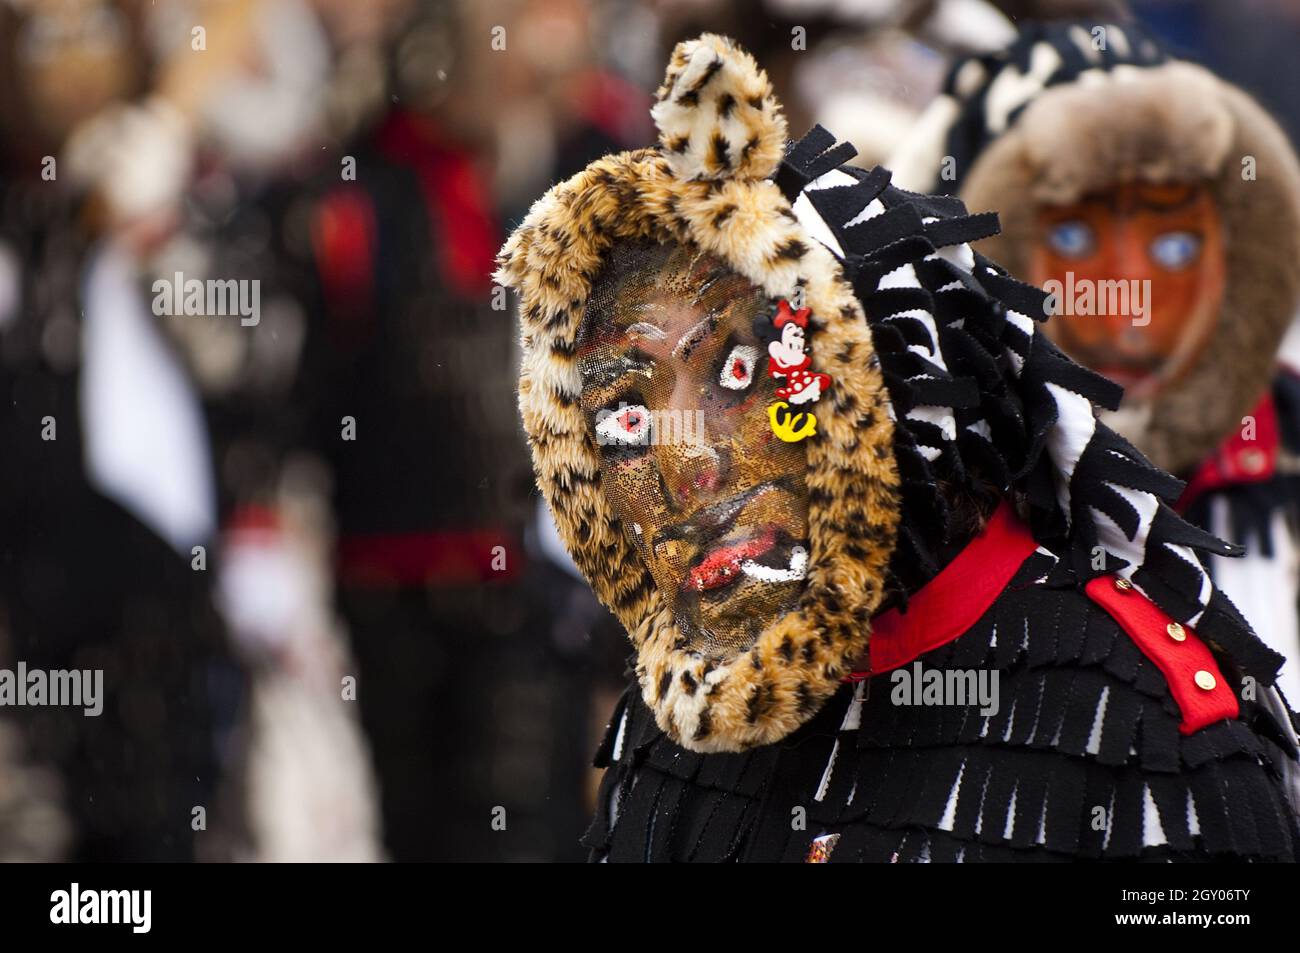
[0,0,1297,863]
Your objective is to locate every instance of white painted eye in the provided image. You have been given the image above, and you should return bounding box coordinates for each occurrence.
[595,403,652,446]
[719,344,760,390]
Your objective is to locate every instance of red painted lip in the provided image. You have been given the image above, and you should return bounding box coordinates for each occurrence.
[684,526,780,593]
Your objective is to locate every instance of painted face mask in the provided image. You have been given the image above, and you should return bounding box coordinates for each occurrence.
[894,21,1300,474]
[1031,182,1227,404]
[578,242,810,655]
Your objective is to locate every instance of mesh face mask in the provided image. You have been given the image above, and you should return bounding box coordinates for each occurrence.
[578,241,811,658]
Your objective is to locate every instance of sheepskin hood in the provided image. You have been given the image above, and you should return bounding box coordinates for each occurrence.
[890,20,1300,474]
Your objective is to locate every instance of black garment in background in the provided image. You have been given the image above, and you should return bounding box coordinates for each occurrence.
[0,184,242,861]
[342,575,600,861]
[290,110,591,860]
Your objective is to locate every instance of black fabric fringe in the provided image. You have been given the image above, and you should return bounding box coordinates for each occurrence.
[583,555,1300,862]
[789,147,1244,647]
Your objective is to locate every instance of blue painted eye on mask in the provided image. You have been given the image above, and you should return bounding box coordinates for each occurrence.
[1149,231,1202,271]
[1046,220,1096,258]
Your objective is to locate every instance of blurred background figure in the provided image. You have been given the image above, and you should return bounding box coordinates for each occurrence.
[887,7,1300,704]
[282,0,576,861]
[0,0,243,861]
[129,0,385,862]
[0,0,1297,862]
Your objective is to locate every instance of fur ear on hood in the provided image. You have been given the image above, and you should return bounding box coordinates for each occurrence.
[496,34,900,753]
[651,34,788,183]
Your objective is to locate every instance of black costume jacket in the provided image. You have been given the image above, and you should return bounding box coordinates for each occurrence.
[585,505,1300,862]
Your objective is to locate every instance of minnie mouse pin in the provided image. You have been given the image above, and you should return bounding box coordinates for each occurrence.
[765,299,833,442]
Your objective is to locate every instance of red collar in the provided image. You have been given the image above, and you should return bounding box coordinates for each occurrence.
[847,501,1040,680]
[1178,392,1278,511]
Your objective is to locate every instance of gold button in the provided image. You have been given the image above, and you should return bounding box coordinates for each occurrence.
[1114,578,1133,592]
[1166,622,1186,642]
[1194,670,1217,691]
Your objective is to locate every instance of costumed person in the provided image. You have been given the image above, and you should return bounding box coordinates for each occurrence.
[124,0,385,862]
[889,18,1300,705]
[496,33,1300,862]
[287,0,583,861]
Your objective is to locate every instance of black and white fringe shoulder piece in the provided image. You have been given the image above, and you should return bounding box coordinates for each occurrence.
[780,126,1285,685]
[586,546,1300,862]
